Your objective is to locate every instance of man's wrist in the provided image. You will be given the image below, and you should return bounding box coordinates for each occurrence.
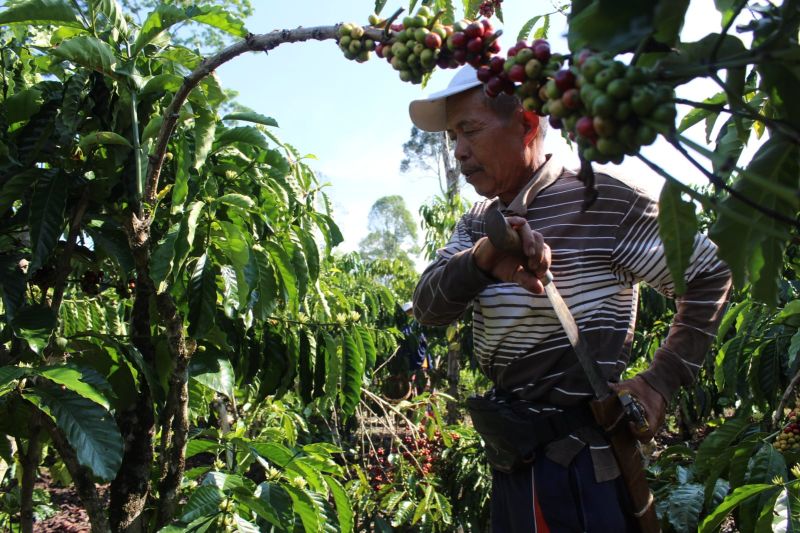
[472,237,499,274]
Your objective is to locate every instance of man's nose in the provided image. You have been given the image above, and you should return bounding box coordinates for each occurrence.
[454,137,469,161]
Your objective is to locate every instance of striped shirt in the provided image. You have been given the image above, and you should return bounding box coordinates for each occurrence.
[413,156,731,478]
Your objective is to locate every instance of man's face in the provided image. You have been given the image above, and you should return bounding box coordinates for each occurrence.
[445,88,532,202]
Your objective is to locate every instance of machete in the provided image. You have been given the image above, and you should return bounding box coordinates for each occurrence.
[484,207,661,532]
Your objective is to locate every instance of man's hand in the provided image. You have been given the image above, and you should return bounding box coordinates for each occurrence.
[609,375,666,442]
[473,216,551,294]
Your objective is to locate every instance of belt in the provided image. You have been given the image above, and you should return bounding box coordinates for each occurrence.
[466,393,596,473]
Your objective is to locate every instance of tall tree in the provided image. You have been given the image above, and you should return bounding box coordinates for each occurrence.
[358,195,419,264]
[400,126,460,196]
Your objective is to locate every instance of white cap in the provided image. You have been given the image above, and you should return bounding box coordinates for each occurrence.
[408,65,482,132]
[401,301,413,313]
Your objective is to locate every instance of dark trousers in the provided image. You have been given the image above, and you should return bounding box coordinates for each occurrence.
[491,447,639,533]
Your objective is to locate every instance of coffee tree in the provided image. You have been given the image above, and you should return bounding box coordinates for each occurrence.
[0,0,799,531]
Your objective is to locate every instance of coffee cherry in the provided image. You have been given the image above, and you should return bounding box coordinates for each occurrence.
[467,37,484,53]
[533,43,551,62]
[465,22,484,39]
[554,69,576,92]
[508,64,526,82]
[425,32,442,49]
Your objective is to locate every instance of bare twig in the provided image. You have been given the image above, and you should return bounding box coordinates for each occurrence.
[673,97,800,143]
[666,135,800,230]
[145,24,387,208]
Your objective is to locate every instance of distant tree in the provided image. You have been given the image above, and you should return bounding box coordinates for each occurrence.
[359,195,419,264]
[400,127,461,196]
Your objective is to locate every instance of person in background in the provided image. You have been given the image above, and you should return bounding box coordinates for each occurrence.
[400,301,433,394]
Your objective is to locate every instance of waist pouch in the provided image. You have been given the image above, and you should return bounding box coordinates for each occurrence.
[466,395,596,473]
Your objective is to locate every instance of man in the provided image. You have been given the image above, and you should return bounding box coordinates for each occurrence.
[409,65,731,531]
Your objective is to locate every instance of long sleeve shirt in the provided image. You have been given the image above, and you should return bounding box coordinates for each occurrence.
[413,156,732,480]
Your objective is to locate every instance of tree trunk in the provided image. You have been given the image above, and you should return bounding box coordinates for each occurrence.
[18,424,42,533]
[155,293,193,529]
[110,215,158,532]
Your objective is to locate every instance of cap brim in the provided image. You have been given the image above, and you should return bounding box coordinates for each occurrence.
[408,78,482,132]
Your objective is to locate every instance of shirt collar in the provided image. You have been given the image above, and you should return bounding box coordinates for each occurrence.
[494,154,563,216]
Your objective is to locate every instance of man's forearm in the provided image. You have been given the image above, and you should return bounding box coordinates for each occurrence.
[640,264,733,402]
[413,247,495,326]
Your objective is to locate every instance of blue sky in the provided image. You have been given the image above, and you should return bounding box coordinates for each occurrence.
[215,1,749,258]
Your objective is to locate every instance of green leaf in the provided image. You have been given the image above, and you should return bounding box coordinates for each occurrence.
[149,225,180,293]
[186,438,221,459]
[222,112,278,128]
[90,0,128,35]
[216,194,255,211]
[203,471,247,492]
[339,333,365,418]
[392,500,415,527]
[219,264,240,317]
[0,366,29,398]
[749,339,781,407]
[653,0,689,46]
[85,220,135,281]
[356,326,377,372]
[250,246,278,320]
[5,87,44,124]
[0,0,82,27]
[190,352,235,400]
[568,1,656,54]
[171,200,206,284]
[29,171,67,272]
[324,475,353,533]
[516,16,543,42]
[132,4,247,57]
[533,14,550,40]
[11,305,57,354]
[180,484,224,523]
[0,169,41,216]
[744,442,786,482]
[323,332,341,405]
[264,241,298,308]
[678,92,727,133]
[214,126,269,152]
[696,416,753,477]
[297,329,314,404]
[24,384,122,481]
[0,255,27,323]
[282,485,321,533]
[295,227,320,283]
[709,134,799,305]
[667,483,704,532]
[188,253,217,339]
[789,330,800,371]
[699,484,778,533]
[139,73,183,98]
[78,131,131,150]
[51,36,118,78]
[35,365,112,409]
[193,107,216,171]
[658,180,698,295]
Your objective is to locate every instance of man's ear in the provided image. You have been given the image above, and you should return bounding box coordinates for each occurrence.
[522,110,540,147]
